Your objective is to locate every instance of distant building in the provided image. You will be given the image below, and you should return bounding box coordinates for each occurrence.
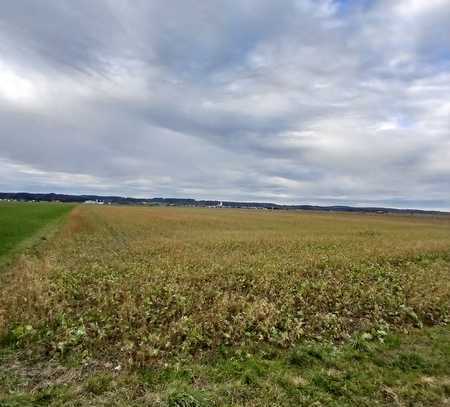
[207,201,224,208]
[84,200,105,205]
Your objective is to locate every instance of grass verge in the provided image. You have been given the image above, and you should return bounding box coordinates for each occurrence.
[0,202,74,270]
[1,325,449,406]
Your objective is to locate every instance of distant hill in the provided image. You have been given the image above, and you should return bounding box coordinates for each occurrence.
[0,192,447,215]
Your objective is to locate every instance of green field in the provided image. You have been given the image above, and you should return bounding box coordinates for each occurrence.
[1,205,450,406]
[0,202,73,262]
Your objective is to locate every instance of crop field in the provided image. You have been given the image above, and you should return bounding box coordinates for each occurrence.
[1,205,450,406]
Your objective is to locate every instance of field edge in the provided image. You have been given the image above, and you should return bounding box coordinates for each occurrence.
[0,204,76,272]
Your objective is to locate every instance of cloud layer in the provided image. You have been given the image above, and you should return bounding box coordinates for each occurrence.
[1,0,449,209]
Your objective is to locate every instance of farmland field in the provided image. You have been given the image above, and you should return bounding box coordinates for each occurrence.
[1,205,450,406]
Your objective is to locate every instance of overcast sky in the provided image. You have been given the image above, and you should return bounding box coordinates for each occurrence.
[0,0,449,209]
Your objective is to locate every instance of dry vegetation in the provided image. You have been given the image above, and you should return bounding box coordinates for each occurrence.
[1,205,449,368]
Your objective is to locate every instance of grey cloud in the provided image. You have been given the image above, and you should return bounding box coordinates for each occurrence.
[0,0,449,210]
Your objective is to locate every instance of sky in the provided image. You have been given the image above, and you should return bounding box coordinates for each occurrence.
[0,0,449,210]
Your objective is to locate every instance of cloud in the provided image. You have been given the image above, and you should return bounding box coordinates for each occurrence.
[0,0,449,209]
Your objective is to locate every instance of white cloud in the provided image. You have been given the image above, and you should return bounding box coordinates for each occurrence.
[0,62,39,107]
[394,0,448,17]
